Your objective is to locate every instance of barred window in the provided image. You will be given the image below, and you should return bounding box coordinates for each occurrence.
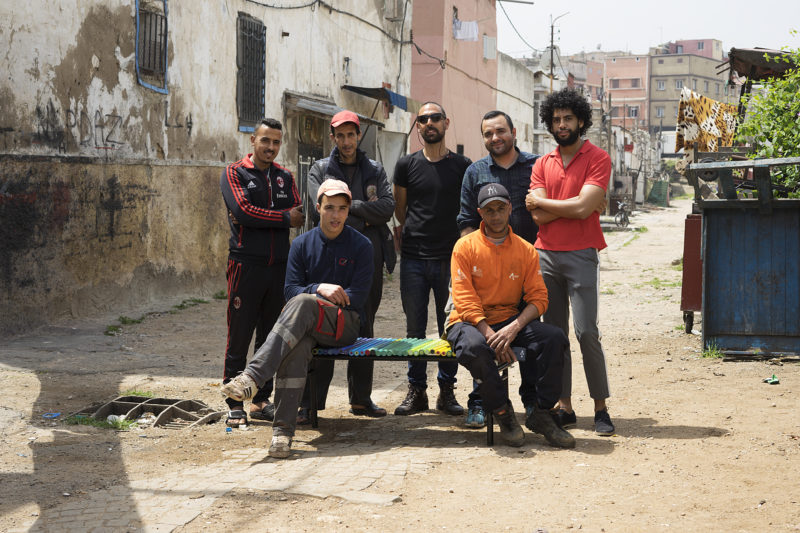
[136,0,168,94]
[237,13,266,131]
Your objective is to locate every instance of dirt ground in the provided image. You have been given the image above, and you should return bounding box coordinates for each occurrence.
[1,194,799,532]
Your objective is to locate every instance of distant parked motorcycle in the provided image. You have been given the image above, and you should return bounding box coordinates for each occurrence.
[614,200,630,228]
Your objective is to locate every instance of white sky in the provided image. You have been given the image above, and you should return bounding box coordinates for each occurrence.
[496,0,800,58]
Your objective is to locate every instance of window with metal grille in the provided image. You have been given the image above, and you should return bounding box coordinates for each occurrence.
[237,12,266,131]
[136,0,168,94]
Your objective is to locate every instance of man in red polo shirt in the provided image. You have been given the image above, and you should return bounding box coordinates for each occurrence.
[525,88,615,436]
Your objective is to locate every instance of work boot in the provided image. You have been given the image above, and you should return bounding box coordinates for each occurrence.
[394,383,428,416]
[268,435,292,459]
[435,383,464,416]
[493,402,524,447]
[526,406,576,448]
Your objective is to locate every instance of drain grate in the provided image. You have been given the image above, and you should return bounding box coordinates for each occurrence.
[72,396,223,429]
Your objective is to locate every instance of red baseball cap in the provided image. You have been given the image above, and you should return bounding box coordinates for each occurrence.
[317,179,352,202]
[331,110,360,129]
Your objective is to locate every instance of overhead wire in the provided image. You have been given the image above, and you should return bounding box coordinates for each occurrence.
[497,1,542,53]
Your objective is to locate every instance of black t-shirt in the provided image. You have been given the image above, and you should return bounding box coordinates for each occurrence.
[393,150,472,260]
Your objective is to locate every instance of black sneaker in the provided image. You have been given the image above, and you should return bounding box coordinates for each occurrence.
[493,403,524,447]
[553,408,577,429]
[435,383,464,416]
[394,384,428,416]
[594,408,615,436]
[526,406,576,448]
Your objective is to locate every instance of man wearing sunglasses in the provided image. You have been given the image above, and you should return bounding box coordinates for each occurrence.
[456,110,541,429]
[392,102,472,417]
[301,110,396,422]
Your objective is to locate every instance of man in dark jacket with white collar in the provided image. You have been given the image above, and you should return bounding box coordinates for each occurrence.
[301,110,395,419]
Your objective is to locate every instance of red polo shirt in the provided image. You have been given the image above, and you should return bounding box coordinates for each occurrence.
[529,140,611,251]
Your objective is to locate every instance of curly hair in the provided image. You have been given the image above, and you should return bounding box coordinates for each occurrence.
[540,88,593,136]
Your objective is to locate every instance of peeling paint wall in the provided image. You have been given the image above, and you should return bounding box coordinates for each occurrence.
[0,1,412,334]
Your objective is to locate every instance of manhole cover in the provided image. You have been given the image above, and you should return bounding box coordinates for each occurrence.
[72,396,222,429]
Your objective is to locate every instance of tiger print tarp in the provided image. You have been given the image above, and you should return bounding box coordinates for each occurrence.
[675,87,738,152]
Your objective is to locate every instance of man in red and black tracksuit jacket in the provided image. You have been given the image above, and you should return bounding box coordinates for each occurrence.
[219,118,304,427]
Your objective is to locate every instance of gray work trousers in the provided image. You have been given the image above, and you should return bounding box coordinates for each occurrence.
[537,248,610,400]
[245,293,360,436]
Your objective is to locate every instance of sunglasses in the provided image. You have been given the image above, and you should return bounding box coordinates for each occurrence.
[416,113,445,125]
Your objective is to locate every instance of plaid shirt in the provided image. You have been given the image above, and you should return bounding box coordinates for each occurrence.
[457,149,540,245]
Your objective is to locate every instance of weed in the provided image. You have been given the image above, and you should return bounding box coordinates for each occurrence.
[634,226,649,233]
[622,234,640,247]
[674,324,685,331]
[702,343,724,359]
[601,288,615,295]
[173,298,209,310]
[213,290,227,300]
[121,389,154,398]
[64,415,138,430]
[118,315,144,325]
[104,325,122,336]
[645,277,681,289]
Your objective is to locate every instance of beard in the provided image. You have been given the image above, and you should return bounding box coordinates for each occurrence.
[552,128,580,147]
[422,128,445,144]
[488,141,513,157]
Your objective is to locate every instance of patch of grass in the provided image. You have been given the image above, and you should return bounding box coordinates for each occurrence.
[702,343,724,359]
[172,297,209,310]
[121,389,154,398]
[601,288,615,295]
[633,226,649,233]
[622,234,640,247]
[213,290,227,300]
[118,315,144,325]
[64,415,138,430]
[645,277,682,289]
[674,324,685,331]
[104,325,122,336]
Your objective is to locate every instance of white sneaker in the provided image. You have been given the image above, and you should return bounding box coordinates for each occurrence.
[268,435,292,458]
[220,373,257,402]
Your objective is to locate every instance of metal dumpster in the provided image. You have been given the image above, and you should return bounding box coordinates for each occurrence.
[680,213,703,331]
[688,157,800,356]
[702,200,800,354]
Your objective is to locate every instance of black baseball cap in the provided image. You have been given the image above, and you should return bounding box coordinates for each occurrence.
[477,183,511,208]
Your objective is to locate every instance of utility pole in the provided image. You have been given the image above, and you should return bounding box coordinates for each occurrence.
[606,92,613,215]
[549,12,568,93]
[607,93,612,155]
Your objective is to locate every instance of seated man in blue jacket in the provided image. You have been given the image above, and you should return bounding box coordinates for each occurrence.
[221,179,374,458]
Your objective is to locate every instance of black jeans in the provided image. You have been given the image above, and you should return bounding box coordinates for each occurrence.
[447,315,568,413]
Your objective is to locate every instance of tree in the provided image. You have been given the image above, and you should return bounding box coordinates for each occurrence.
[736,42,800,197]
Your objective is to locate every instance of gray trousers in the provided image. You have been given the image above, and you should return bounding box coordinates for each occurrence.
[537,248,610,400]
[245,294,360,437]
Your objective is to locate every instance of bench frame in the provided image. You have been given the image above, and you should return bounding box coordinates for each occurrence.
[307,354,511,446]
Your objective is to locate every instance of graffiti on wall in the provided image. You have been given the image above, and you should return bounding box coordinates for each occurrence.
[163,101,193,137]
[65,107,124,150]
[0,96,194,155]
[0,167,158,290]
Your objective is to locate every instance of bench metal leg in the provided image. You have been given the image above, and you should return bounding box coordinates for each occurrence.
[486,366,510,446]
[308,363,319,429]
